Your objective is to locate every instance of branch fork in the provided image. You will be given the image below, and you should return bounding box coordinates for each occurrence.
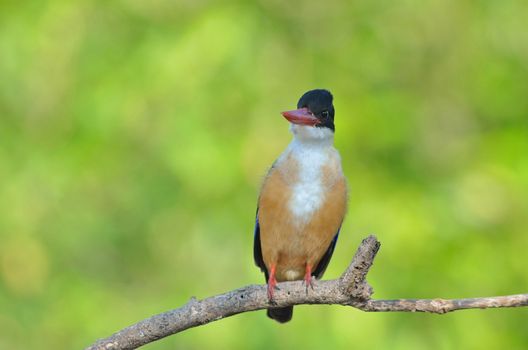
[86,235,527,350]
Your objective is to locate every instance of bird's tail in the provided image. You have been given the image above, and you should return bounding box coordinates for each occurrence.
[267,306,293,323]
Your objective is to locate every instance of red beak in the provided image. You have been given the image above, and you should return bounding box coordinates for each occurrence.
[281,108,320,126]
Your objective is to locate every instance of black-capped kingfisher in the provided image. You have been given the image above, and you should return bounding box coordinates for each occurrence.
[253,89,348,323]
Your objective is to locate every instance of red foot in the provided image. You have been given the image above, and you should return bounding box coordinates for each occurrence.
[267,265,278,300]
[304,264,314,292]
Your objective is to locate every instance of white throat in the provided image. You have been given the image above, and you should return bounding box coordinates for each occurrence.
[285,125,335,226]
[289,124,334,146]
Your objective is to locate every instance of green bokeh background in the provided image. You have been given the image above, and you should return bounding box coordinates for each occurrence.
[1,1,528,349]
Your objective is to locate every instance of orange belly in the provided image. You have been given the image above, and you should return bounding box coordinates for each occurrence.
[257,161,347,282]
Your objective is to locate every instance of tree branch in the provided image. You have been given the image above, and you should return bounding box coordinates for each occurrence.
[86,235,528,350]
[356,294,528,313]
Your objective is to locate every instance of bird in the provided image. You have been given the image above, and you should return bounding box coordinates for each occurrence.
[253,89,348,323]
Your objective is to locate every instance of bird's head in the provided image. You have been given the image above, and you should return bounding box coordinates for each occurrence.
[281,89,335,141]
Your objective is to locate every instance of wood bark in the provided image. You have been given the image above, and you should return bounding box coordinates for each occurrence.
[86,236,528,350]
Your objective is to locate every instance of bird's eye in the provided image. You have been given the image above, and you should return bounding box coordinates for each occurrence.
[321,110,329,118]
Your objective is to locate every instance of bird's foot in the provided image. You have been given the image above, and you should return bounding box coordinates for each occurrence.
[267,265,278,301]
[267,277,278,300]
[303,264,314,293]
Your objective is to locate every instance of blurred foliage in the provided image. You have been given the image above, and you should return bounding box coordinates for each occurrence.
[1,0,528,349]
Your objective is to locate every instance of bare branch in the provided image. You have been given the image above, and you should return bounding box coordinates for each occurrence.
[355,294,528,313]
[339,235,380,299]
[86,235,528,350]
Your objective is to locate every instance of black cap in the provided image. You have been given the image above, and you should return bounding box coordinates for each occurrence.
[296,89,335,131]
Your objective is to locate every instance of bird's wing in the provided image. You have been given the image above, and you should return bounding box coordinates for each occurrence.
[253,207,269,281]
[254,163,279,282]
[312,226,341,279]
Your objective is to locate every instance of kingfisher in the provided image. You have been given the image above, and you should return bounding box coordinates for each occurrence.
[253,89,348,323]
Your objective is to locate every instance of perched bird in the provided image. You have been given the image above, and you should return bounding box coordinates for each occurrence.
[253,89,348,323]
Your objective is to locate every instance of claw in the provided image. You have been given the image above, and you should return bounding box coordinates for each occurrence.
[267,265,278,300]
[304,264,314,293]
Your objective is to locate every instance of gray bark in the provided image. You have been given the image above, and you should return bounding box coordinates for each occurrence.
[86,236,528,350]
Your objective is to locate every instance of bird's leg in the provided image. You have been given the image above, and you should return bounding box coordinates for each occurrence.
[267,264,278,301]
[303,263,314,292]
